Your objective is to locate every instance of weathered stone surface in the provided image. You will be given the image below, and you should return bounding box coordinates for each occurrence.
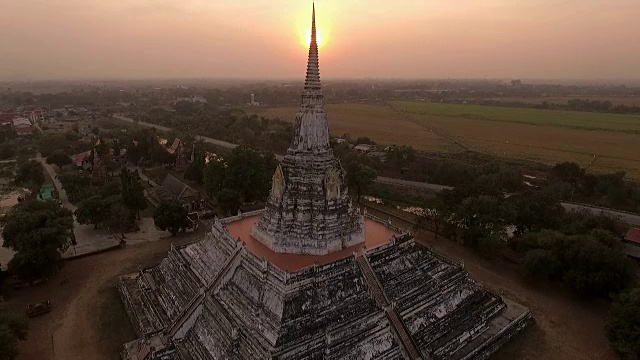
[250,5,364,256]
[365,235,530,360]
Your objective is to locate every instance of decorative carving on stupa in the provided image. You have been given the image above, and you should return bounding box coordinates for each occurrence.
[251,4,364,255]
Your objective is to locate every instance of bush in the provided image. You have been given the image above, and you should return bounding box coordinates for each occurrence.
[608,288,640,358]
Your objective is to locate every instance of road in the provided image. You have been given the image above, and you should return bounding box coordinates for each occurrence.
[112,115,640,226]
[36,153,121,257]
[113,114,240,150]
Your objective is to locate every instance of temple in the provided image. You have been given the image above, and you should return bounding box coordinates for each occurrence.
[251,4,364,255]
[118,5,531,360]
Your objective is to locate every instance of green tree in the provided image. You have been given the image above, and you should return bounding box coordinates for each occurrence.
[184,148,206,184]
[104,201,131,238]
[608,288,640,358]
[216,189,242,215]
[203,159,226,197]
[384,144,415,169]
[1,200,74,281]
[505,190,565,236]
[203,146,277,203]
[46,149,72,167]
[345,162,377,202]
[14,160,44,191]
[75,195,109,229]
[153,199,188,236]
[0,298,28,360]
[120,167,147,219]
[0,143,15,160]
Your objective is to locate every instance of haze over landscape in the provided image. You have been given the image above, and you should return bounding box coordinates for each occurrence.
[2,0,640,81]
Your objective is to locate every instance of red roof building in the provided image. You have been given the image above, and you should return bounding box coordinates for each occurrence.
[624,227,640,244]
[0,113,16,125]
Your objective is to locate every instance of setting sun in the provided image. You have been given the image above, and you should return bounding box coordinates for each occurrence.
[303,29,325,49]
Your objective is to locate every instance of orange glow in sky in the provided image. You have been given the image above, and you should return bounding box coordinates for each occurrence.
[1,0,639,80]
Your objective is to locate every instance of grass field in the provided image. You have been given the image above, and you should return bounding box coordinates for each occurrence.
[250,104,459,152]
[251,101,640,179]
[392,101,640,178]
[486,96,640,107]
[393,101,640,133]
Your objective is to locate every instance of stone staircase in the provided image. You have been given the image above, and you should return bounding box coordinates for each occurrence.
[356,255,389,307]
[387,308,424,360]
[356,255,426,360]
[166,246,243,338]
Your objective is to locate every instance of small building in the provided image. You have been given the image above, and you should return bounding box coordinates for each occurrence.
[24,109,46,123]
[12,117,33,136]
[367,151,386,161]
[36,184,56,202]
[148,174,203,213]
[0,113,15,125]
[354,143,376,153]
[71,150,93,170]
[623,227,640,259]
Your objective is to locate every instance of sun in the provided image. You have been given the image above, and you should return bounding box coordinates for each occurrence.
[301,29,326,49]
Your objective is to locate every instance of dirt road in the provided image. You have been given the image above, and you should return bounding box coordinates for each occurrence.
[3,230,202,360]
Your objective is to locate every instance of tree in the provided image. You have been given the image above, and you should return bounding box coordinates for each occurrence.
[0,143,15,160]
[514,230,634,297]
[385,144,415,169]
[608,288,640,358]
[1,200,74,281]
[203,146,277,203]
[104,202,132,238]
[75,196,109,228]
[184,148,206,184]
[14,160,44,191]
[216,189,242,215]
[345,162,377,202]
[0,297,28,360]
[505,190,565,236]
[120,167,147,219]
[153,199,188,236]
[46,149,72,168]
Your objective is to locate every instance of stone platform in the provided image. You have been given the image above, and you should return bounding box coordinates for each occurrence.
[118,212,531,360]
[227,214,397,271]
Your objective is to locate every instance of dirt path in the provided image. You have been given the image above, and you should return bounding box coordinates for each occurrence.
[3,230,203,360]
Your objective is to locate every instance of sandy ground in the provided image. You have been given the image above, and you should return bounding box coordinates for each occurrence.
[2,228,204,360]
[2,209,616,360]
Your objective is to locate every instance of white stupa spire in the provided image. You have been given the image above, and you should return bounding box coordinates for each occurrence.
[304,2,321,95]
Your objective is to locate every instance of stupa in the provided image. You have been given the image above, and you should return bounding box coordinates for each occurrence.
[118,5,531,360]
[251,4,364,255]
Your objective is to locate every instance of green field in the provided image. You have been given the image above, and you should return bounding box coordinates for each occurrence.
[393,101,640,133]
[393,101,640,179]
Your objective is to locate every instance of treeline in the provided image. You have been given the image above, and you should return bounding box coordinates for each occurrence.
[549,162,640,213]
[451,98,640,115]
[419,181,633,299]
[133,102,293,154]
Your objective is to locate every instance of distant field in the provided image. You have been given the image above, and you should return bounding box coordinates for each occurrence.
[392,101,640,179]
[250,102,640,179]
[249,104,457,152]
[393,101,640,134]
[486,96,640,107]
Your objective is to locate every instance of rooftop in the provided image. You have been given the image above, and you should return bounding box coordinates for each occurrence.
[225,214,397,271]
[625,227,640,244]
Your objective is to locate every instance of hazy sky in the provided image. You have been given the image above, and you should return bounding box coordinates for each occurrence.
[1,0,639,80]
